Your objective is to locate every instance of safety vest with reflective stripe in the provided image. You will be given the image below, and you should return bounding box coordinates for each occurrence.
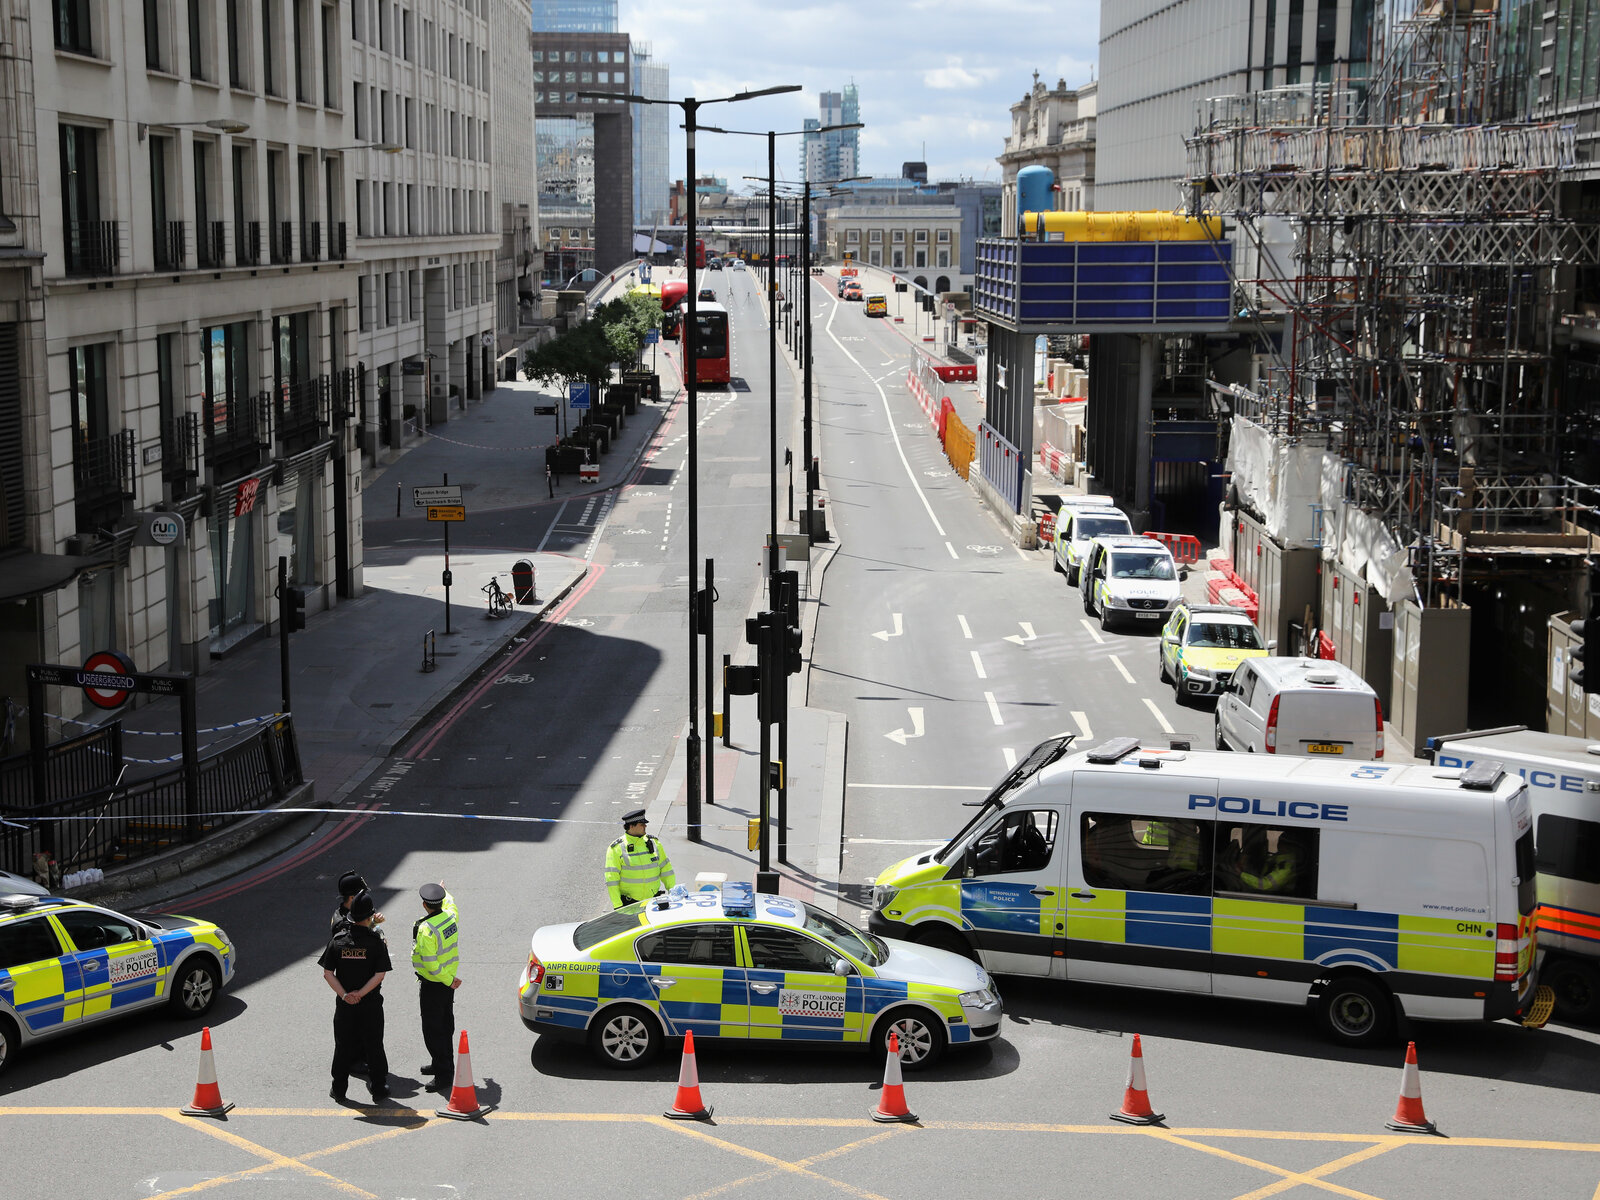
[604,834,676,907]
[411,892,459,986]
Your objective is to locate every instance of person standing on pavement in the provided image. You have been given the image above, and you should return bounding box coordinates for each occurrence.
[604,809,677,909]
[318,892,391,1104]
[412,882,460,1091]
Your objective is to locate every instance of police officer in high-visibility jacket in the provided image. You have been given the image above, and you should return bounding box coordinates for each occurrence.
[604,809,676,908]
[411,882,460,1090]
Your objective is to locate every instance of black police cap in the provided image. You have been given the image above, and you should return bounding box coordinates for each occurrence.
[419,882,446,904]
[621,809,647,825]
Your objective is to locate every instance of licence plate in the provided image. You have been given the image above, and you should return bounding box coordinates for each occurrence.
[1306,743,1345,755]
[1135,611,1162,619]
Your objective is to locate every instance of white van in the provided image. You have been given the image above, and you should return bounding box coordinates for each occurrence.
[1052,507,1134,586]
[1425,727,1600,1021]
[1215,657,1384,759]
[1079,536,1180,629]
[868,735,1546,1046]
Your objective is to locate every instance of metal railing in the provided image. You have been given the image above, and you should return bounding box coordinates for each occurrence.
[329,221,347,261]
[275,376,328,448]
[238,220,262,266]
[197,220,226,269]
[0,723,123,810]
[204,392,272,478]
[269,220,293,264]
[301,220,321,262]
[72,429,135,511]
[0,716,304,877]
[65,219,120,277]
[161,412,201,483]
[153,219,185,271]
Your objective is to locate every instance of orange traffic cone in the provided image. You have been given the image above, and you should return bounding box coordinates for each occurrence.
[870,1030,919,1124]
[1385,1041,1437,1134]
[180,1026,235,1118]
[435,1030,489,1120]
[664,1029,713,1120]
[1109,1034,1164,1125]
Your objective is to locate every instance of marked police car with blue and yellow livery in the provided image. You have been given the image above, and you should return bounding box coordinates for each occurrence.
[0,893,235,1074]
[518,883,1001,1068]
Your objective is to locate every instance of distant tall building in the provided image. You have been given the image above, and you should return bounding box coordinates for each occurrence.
[530,0,617,32]
[801,84,860,183]
[631,43,671,229]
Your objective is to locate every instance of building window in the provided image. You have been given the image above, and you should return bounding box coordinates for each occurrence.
[891,249,904,269]
[914,229,928,243]
[401,7,411,60]
[68,342,111,447]
[937,249,949,268]
[937,228,951,242]
[54,0,94,54]
[226,0,247,86]
[321,0,337,106]
[868,248,881,267]
[145,0,166,70]
[188,0,209,80]
[866,229,879,243]
[914,249,926,269]
[892,229,905,243]
[60,124,113,276]
[352,83,364,139]
[261,0,278,94]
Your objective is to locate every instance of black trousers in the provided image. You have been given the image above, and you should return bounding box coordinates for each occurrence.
[332,992,387,1092]
[419,978,455,1076]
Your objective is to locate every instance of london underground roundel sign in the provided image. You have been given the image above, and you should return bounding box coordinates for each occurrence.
[80,650,139,710]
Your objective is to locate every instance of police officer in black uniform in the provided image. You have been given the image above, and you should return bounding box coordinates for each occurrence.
[332,870,386,936]
[317,891,391,1104]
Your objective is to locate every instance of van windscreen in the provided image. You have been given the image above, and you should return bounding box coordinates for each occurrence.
[1110,552,1174,581]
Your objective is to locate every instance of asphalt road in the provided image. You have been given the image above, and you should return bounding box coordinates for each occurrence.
[3,272,1599,1200]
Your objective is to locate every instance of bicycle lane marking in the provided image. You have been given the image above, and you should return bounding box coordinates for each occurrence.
[402,564,605,761]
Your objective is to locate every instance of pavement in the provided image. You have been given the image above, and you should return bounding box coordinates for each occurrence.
[70,263,858,916]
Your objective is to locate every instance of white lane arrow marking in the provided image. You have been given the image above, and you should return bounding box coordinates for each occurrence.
[885,707,926,745]
[872,613,904,642]
[1003,622,1038,646]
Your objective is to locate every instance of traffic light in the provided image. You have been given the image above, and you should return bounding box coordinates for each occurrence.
[284,585,307,633]
[775,570,802,675]
[745,612,778,724]
[1573,563,1600,694]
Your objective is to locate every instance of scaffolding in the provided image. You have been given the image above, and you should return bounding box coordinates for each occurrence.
[1185,4,1600,607]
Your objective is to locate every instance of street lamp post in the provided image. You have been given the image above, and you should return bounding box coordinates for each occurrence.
[578,83,800,847]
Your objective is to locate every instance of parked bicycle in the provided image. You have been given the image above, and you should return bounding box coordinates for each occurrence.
[483,575,513,617]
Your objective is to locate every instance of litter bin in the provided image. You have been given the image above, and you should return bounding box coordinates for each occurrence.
[511,559,537,605]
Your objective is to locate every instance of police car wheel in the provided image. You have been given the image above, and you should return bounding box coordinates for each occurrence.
[169,957,220,1017]
[1214,718,1230,751]
[875,1008,945,1069]
[1158,651,1171,684]
[1315,975,1394,1047]
[0,1015,16,1076]
[590,1005,662,1069]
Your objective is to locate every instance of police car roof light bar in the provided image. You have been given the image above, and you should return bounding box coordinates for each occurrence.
[722,881,757,917]
[1459,759,1507,791]
[1086,737,1143,764]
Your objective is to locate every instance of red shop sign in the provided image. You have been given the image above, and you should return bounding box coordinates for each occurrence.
[234,477,262,516]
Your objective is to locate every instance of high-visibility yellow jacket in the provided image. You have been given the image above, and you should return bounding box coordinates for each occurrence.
[411,892,459,986]
[604,834,676,908]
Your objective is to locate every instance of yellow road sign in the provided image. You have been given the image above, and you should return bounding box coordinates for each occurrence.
[427,506,465,522]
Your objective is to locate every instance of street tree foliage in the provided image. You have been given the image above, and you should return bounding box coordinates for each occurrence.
[522,291,660,392]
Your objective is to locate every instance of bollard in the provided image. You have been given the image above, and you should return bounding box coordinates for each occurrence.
[396,482,402,519]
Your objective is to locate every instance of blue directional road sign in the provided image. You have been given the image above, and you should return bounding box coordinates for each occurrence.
[645,330,660,344]
[570,382,591,410]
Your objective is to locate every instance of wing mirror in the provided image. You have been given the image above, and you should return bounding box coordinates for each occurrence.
[1267,639,1278,651]
[832,958,855,977]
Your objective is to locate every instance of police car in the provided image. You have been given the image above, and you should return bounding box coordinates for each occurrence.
[0,894,236,1074]
[518,882,1001,1069]
[1157,602,1270,702]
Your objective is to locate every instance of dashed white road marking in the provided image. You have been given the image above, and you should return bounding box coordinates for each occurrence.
[971,650,986,679]
[957,615,973,640]
[984,691,1004,726]
[1143,698,1175,734]
[1080,618,1105,645]
[1109,655,1135,685]
[945,541,959,559]
[1002,747,1017,769]
[1071,711,1093,740]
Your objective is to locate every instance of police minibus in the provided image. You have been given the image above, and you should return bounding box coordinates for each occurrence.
[868,736,1548,1046]
[1426,726,1600,1022]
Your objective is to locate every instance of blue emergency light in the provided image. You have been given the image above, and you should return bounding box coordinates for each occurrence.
[722,881,756,918]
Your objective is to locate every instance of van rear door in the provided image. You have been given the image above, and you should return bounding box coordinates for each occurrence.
[1282,690,1379,758]
[1066,771,1217,994]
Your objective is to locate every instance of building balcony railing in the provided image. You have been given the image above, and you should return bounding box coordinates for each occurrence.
[65,220,120,277]
[300,221,321,262]
[269,220,293,265]
[275,376,330,454]
[329,222,347,261]
[72,430,136,528]
[237,221,261,266]
[160,412,201,486]
[196,220,226,269]
[204,393,272,479]
[153,220,185,271]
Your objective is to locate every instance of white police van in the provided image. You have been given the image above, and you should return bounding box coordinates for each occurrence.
[868,735,1549,1046]
[1425,726,1600,1021]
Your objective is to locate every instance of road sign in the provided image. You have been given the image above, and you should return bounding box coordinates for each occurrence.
[427,506,466,522]
[570,382,591,410]
[645,329,660,344]
[413,485,462,508]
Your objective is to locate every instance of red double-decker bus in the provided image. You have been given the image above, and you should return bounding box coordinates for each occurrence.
[690,302,730,385]
[694,239,706,269]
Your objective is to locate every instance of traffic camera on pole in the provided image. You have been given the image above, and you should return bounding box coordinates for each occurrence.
[1572,562,1600,694]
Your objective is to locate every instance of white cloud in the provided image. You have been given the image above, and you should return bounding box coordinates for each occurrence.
[615,0,1099,189]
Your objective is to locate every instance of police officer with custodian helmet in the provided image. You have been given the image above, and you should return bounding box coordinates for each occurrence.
[318,891,391,1104]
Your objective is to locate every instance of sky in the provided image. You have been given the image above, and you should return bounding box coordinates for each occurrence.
[616,0,1101,194]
